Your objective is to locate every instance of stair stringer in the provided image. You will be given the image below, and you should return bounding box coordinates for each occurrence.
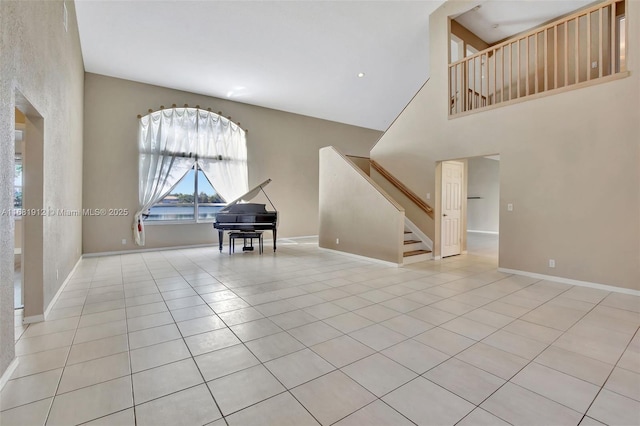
[404,217,433,252]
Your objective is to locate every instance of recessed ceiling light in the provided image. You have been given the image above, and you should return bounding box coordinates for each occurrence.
[357,72,365,78]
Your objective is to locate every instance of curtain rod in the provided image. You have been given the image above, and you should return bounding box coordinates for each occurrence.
[137,104,248,133]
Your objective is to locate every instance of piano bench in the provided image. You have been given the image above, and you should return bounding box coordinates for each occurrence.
[229,232,263,255]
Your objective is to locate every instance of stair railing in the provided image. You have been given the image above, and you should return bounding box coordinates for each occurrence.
[370,159,434,219]
[449,0,627,116]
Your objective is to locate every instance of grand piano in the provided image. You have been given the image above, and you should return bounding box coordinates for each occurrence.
[213,179,278,252]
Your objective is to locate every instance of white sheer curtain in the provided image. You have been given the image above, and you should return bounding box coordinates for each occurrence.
[196,109,248,202]
[133,107,247,246]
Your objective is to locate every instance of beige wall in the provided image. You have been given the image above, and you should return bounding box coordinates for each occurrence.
[451,20,489,54]
[372,0,640,290]
[83,74,381,254]
[0,0,84,375]
[467,157,500,233]
[346,155,371,175]
[370,168,433,246]
[319,147,404,264]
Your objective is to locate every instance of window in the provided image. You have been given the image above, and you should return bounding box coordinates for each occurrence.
[135,107,247,245]
[616,15,626,72]
[14,156,22,210]
[145,164,226,223]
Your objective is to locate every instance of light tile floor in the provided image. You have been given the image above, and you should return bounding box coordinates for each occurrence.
[2,237,639,425]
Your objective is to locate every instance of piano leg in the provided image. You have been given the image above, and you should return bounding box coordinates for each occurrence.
[273,229,277,251]
[218,230,224,252]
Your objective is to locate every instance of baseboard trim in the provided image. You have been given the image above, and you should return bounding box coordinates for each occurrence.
[467,230,499,235]
[42,256,83,321]
[318,247,399,267]
[280,235,317,241]
[498,268,640,296]
[0,358,19,390]
[84,236,320,257]
[83,243,218,258]
[23,314,44,324]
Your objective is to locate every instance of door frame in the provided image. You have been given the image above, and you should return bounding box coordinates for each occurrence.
[14,122,25,309]
[14,92,46,324]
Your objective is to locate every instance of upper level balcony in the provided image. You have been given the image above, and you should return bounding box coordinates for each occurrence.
[449,0,627,116]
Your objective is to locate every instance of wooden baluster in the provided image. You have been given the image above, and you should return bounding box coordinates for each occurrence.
[587,12,592,80]
[493,48,497,105]
[516,41,520,98]
[611,2,616,73]
[599,7,603,78]
[564,22,569,86]
[553,25,559,89]
[575,17,579,84]
[543,30,548,92]
[524,36,531,96]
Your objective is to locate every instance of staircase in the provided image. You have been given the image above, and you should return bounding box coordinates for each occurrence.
[403,229,432,264]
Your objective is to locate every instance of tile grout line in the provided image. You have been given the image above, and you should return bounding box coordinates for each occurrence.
[160,251,231,426]
[576,325,640,424]
[9,246,637,426]
[42,259,98,425]
[452,284,627,425]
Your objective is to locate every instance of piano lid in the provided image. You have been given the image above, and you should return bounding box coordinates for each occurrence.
[224,179,272,207]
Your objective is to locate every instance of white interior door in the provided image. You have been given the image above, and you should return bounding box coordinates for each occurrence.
[441,161,463,257]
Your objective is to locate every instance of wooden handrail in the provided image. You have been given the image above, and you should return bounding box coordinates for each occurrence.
[370,159,434,219]
[449,0,623,69]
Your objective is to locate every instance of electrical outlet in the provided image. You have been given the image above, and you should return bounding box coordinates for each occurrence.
[591,61,598,69]
[56,269,59,280]
[336,238,339,245]
[507,203,513,211]
[121,239,127,245]
[549,259,556,268]
[426,193,431,200]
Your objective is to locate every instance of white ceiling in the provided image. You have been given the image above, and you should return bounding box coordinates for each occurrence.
[75,0,594,131]
[76,0,445,131]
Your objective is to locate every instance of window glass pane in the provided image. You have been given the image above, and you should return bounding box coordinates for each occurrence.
[14,160,22,187]
[146,168,195,221]
[14,159,22,208]
[197,169,225,221]
[14,187,22,209]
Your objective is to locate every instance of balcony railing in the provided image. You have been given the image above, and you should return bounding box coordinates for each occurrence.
[449,0,626,116]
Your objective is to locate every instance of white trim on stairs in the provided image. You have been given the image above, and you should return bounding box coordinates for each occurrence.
[404,218,433,251]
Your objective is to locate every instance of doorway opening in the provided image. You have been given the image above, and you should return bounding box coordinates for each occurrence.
[466,155,499,259]
[14,93,45,323]
[437,156,499,261]
[14,111,25,309]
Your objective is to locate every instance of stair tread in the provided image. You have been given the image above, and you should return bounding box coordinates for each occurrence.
[404,240,421,245]
[403,249,432,257]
